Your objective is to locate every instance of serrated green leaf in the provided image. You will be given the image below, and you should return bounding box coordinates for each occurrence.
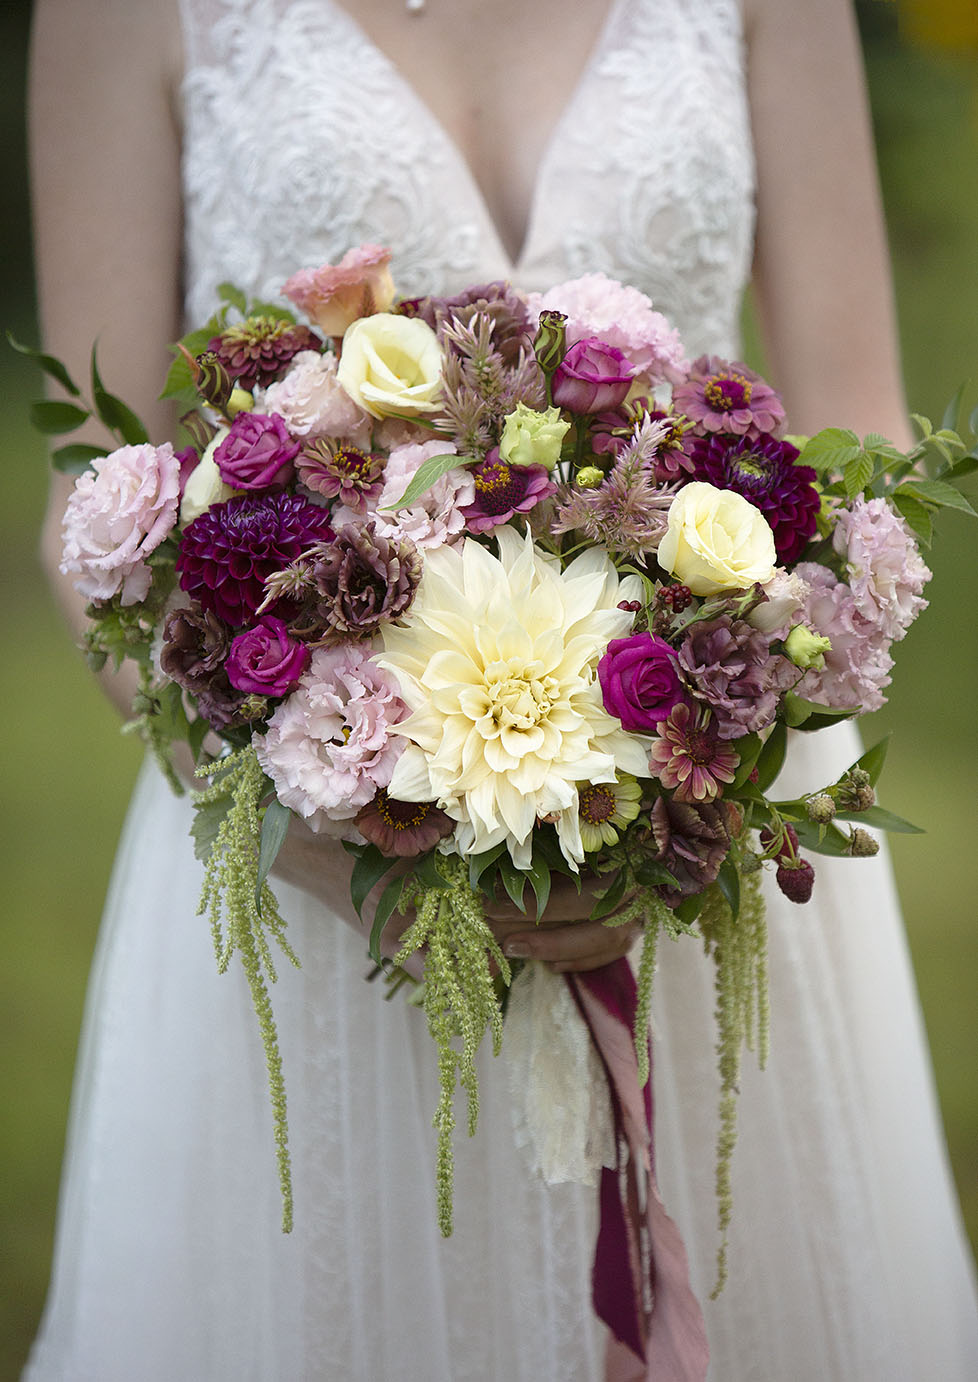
[941,386,965,433]
[798,427,861,475]
[350,843,397,918]
[854,736,889,786]
[754,721,787,793]
[891,492,934,545]
[716,858,740,921]
[896,479,977,517]
[843,450,875,498]
[943,455,978,481]
[834,805,923,834]
[378,452,470,511]
[30,399,90,434]
[862,431,893,451]
[910,413,933,440]
[160,353,198,402]
[255,798,291,912]
[50,442,106,473]
[7,331,81,395]
[368,873,408,964]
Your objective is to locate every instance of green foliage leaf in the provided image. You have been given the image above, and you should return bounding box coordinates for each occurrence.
[791,819,853,857]
[379,452,470,510]
[90,345,149,444]
[498,855,528,913]
[468,842,508,891]
[30,399,90,434]
[729,733,762,790]
[896,479,977,518]
[7,331,81,395]
[782,692,814,728]
[798,427,861,475]
[673,892,705,928]
[369,873,408,965]
[255,798,291,912]
[843,449,875,498]
[633,858,680,889]
[350,843,397,918]
[942,384,966,433]
[943,454,978,481]
[50,442,106,473]
[834,805,923,834]
[525,855,552,922]
[415,851,451,891]
[716,858,740,921]
[892,492,934,546]
[590,868,627,920]
[754,721,787,793]
[855,735,889,786]
[217,281,249,315]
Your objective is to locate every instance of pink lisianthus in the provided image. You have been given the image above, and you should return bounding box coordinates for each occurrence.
[282,245,396,336]
[372,439,474,549]
[60,441,181,605]
[255,350,372,446]
[527,272,688,385]
[793,563,894,712]
[255,643,408,832]
[225,617,310,697]
[832,496,930,641]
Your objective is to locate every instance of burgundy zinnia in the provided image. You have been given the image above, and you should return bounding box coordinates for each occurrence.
[207,316,320,390]
[691,432,820,563]
[462,452,556,532]
[176,491,334,627]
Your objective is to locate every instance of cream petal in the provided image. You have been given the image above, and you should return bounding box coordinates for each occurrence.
[386,744,433,801]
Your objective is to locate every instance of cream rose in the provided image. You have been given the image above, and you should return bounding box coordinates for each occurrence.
[658,481,777,595]
[336,313,442,419]
[179,429,237,524]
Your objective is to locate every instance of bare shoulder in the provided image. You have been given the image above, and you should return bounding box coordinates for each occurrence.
[31,0,183,101]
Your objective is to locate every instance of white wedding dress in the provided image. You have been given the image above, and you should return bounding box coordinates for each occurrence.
[25,1,978,1378]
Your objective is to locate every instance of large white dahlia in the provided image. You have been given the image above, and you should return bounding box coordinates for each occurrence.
[378,527,649,867]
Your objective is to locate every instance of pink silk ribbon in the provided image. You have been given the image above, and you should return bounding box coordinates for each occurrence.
[568,962,709,1382]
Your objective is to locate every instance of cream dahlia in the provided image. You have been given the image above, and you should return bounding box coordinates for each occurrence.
[377,527,650,867]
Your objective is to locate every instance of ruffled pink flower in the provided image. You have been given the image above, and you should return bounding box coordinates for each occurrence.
[794,563,894,712]
[60,442,181,605]
[832,496,930,641]
[255,643,408,832]
[282,245,395,336]
[255,350,372,446]
[372,439,474,549]
[527,272,688,385]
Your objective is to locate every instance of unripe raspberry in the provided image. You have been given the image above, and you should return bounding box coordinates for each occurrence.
[776,857,815,904]
[805,792,836,824]
[846,827,879,857]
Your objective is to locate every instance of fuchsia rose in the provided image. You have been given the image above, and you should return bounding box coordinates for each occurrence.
[214,412,300,490]
[551,339,634,415]
[225,617,310,697]
[598,633,686,733]
[282,245,395,336]
[60,441,181,605]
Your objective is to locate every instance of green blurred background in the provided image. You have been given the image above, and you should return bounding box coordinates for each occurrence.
[1,2,976,1376]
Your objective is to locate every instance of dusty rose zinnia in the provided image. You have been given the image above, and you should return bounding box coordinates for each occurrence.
[297,442,386,511]
[648,702,739,803]
[354,788,454,857]
[673,356,785,436]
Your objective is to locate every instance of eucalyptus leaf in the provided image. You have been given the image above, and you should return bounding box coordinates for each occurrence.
[51,442,106,474]
[255,798,292,912]
[834,805,923,834]
[716,859,740,921]
[378,452,470,511]
[7,332,81,395]
[30,400,90,434]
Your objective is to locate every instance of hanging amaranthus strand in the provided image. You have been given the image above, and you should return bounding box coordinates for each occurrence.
[394,855,511,1236]
[194,747,300,1231]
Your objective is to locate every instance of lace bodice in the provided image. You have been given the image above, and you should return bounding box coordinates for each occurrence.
[179,0,755,357]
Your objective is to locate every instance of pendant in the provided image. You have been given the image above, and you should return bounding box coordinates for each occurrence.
[407,0,425,12]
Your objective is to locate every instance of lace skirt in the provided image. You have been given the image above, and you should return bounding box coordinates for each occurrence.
[24,724,978,1380]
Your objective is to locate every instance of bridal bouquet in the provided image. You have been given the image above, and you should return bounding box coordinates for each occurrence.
[24,245,976,1373]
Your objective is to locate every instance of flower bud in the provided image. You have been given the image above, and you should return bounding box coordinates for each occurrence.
[533,310,567,374]
[194,350,234,411]
[784,623,832,670]
[846,827,879,857]
[226,387,256,417]
[576,465,605,489]
[805,792,836,824]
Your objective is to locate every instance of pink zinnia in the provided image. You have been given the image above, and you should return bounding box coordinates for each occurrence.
[673,356,785,436]
[648,703,739,803]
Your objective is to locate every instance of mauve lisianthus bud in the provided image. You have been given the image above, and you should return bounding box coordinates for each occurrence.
[776,857,815,904]
[805,793,836,824]
[847,827,879,857]
[225,616,311,698]
[598,632,686,734]
[533,310,567,373]
[552,338,634,415]
[214,411,300,491]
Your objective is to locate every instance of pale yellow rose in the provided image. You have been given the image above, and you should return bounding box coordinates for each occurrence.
[498,403,570,469]
[179,429,238,524]
[658,481,777,595]
[336,313,442,419]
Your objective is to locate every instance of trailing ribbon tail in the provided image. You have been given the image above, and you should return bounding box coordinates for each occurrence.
[569,961,709,1382]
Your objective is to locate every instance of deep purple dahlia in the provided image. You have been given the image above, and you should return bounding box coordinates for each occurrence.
[176,492,334,627]
[207,316,320,390]
[690,432,820,563]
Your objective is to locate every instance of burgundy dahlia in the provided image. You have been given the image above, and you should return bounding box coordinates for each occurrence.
[462,453,556,532]
[677,615,798,739]
[690,432,820,563]
[207,316,320,390]
[176,491,334,627]
[649,795,735,908]
[298,523,422,637]
[672,355,785,436]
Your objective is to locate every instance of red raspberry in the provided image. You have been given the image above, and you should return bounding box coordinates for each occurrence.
[776,858,815,904]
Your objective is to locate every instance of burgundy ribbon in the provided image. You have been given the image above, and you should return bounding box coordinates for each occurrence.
[568,961,709,1382]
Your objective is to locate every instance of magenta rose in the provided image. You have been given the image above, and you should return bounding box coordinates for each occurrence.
[225,617,310,697]
[598,633,686,733]
[551,338,634,415]
[214,412,300,490]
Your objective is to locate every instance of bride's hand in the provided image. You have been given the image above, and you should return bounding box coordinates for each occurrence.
[485,875,640,974]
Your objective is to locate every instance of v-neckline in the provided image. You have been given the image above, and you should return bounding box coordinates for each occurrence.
[324,0,625,272]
